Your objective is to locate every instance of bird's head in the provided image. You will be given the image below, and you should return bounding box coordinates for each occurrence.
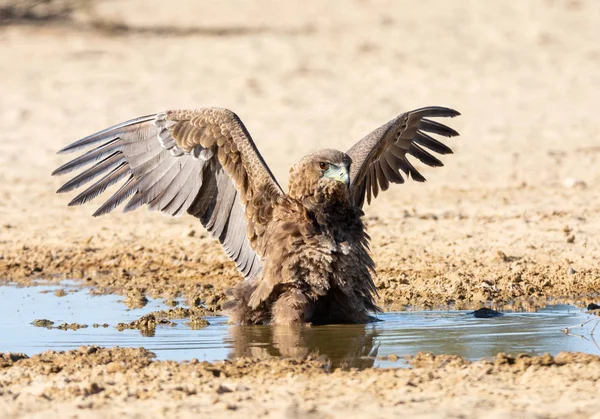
[288,149,352,202]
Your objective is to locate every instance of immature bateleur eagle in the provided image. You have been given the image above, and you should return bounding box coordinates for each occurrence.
[53,107,459,325]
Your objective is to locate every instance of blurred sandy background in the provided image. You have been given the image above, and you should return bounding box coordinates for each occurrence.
[1,0,599,307]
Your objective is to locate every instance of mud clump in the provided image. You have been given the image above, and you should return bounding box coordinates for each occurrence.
[187,314,210,329]
[116,314,173,336]
[409,352,469,369]
[32,319,54,328]
[116,308,211,334]
[57,322,88,330]
[152,307,192,319]
[32,319,88,330]
[0,352,28,368]
[54,288,67,297]
[150,306,212,320]
[124,291,149,309]
[2,346,155,375]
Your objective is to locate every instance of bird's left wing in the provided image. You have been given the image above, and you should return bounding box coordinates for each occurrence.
[53,108,284,281]
[346,107,460,208]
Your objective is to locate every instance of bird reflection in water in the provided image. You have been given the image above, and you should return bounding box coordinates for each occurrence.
[226,323,380,370]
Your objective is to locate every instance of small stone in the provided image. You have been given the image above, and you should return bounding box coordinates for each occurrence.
[566,235,575,243]
[568,267,576,275]
[84,382,104,396]
[182,228,196,238]
[216,384,233,394]
[387,353,399,362]
[470,308,503,318]
[494,250,508,262]
[562,225,572,235]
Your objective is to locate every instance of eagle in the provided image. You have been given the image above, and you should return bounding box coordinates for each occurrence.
[53,107,459,325]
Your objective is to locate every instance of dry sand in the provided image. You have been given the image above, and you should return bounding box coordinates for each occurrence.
[1,0,600,417]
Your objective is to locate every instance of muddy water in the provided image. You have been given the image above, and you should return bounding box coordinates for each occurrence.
[1,283,598,369]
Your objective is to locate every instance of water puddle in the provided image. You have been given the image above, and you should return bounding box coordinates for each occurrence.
[1,283,598,369]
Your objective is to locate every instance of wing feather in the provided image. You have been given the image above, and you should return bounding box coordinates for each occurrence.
[419,118,459,138]
[93,176,138,217]
[380,152,404,184]
[374,161,388,192]
[68,163,130,206]
[413,130,454,155]
[407,143,444,167]
[57,152,125,193]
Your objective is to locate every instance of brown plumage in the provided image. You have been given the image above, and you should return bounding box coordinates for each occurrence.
[53,106,459,325]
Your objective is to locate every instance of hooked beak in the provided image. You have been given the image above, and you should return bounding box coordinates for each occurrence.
[326,165,350,186]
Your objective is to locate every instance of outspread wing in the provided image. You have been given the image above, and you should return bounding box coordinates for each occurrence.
[53,108,284,281]
[346,107,460,208]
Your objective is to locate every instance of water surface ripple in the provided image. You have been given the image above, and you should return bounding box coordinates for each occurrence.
[1,284,597,368]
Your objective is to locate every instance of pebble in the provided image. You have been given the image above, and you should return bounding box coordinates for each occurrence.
[182,228,196,238]
[566,235,575,243]
[470,308,504,318]
[54,289,67,297]
[216,384,234,394]
[568,267,576,275]
[494,250,508,262]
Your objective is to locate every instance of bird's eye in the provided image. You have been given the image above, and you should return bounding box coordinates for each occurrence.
[319,162,329,171]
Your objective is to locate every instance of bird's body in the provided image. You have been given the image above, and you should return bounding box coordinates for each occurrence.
[53,106,459,325]
[228,158,378,325]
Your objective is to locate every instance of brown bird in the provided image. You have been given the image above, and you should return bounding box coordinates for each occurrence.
[53,107,459,325]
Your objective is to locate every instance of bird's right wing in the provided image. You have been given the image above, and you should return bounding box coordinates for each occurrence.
[53,108,284,281]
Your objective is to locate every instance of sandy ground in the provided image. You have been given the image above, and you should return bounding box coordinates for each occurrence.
[2,347,600,419]
[1,0,600,417]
